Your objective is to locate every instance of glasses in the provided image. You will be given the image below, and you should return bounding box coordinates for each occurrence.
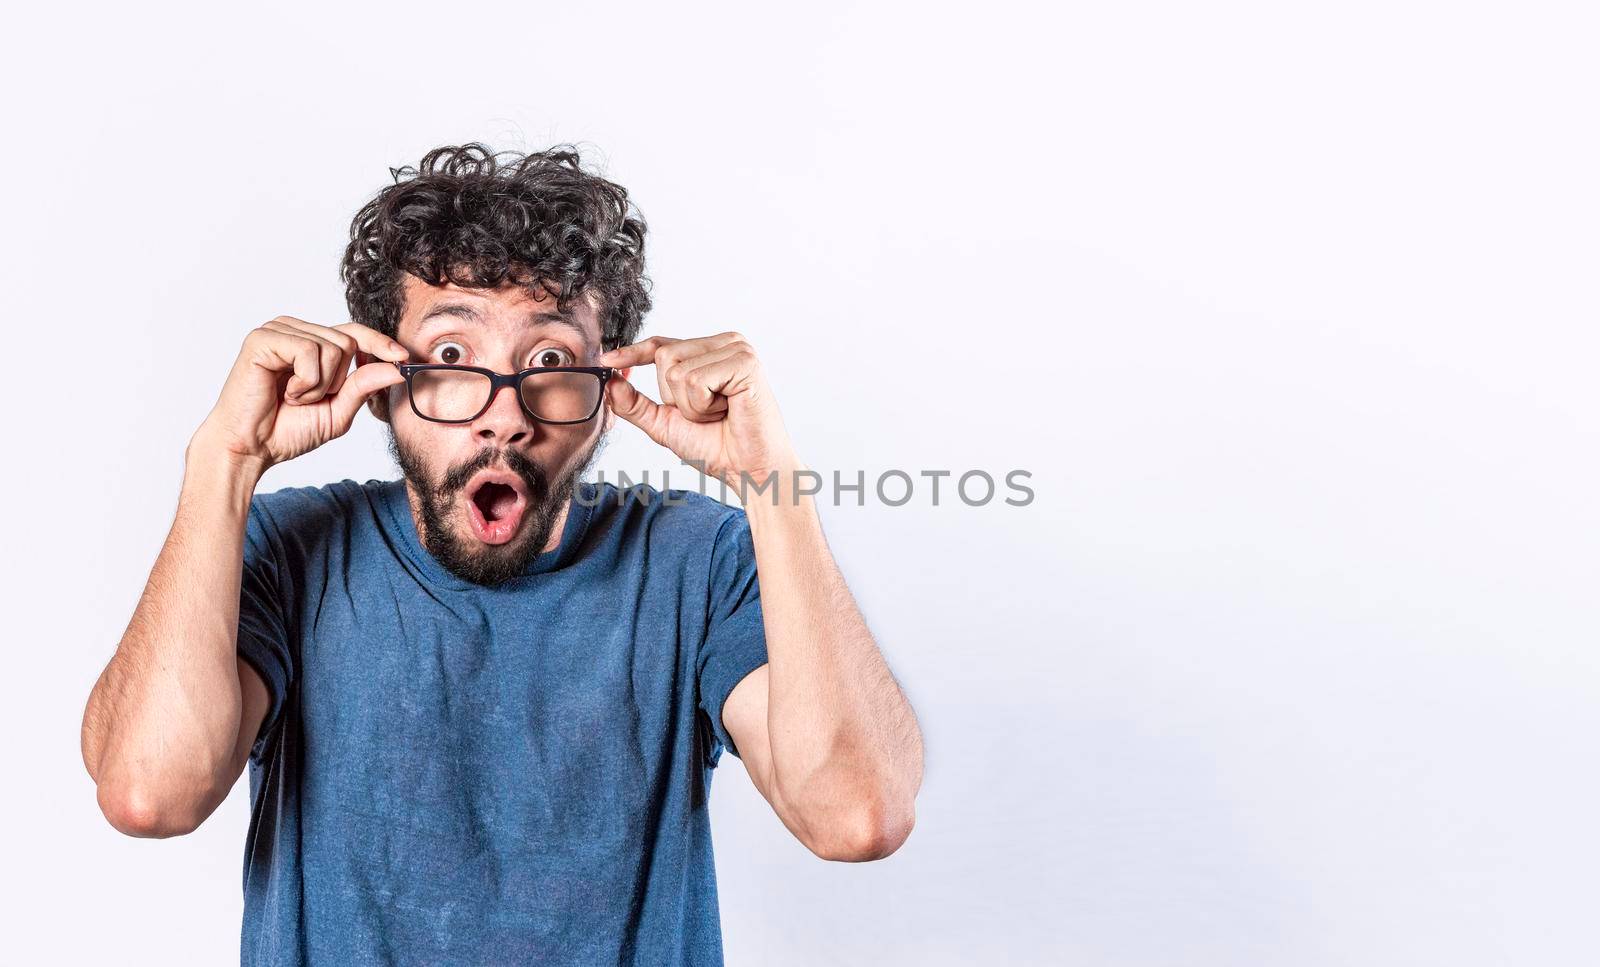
[392,362,614,425]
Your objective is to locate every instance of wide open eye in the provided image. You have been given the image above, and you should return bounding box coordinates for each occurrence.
[532,347,575,368]
[432,341,467,365]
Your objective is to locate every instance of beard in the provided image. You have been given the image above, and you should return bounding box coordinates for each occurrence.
[387,428,604,588]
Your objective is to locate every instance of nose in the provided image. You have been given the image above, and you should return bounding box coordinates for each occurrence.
[471,379,536,445]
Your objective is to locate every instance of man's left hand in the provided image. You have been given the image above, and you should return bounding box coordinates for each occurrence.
[599,332,803,488]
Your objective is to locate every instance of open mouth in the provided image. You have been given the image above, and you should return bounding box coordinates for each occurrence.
[464,473,528,546]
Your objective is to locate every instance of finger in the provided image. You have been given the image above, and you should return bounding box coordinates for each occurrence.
[655,358,674,408]
[667,344,745,422]
[266,316,407,363]
[682,348,757,418]
[660,336,749,415]
[596,335,682,369]
[270,319,359,399]
[328,360,408,433]
[330,346,382,400]
[319,337,378,400]
[653,332,744,371]
[604,375,673,446]
[272,319,409,401]
[326,351,353,400]
[603,331,747,371]
[332,322,411,362]
[252,327,325,402]
[262,321,341,402]
[268,316,358,358]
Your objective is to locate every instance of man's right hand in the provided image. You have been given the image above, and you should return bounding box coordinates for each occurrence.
[189,317,410,471]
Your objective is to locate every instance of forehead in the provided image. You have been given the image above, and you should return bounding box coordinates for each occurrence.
[396,275,602,347]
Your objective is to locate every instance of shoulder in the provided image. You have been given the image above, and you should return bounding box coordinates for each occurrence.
[248,477,387,548]
[580,479,749,555]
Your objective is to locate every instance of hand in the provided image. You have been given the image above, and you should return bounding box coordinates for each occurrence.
[599,332,803,488]
[190,316,410,472]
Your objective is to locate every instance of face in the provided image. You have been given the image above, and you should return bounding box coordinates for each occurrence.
[370,275,620,587]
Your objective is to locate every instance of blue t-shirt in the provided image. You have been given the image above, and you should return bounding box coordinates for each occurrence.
[235,477,769,966]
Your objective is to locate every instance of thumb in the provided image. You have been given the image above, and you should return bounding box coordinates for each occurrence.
[330,361,406,432]
[606,376,672,446]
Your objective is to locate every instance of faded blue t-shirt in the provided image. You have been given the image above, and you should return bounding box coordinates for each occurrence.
[235,477,769,966]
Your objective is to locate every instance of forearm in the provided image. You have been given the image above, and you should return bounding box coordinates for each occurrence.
[82,437,263,834]
[743,480,923,848]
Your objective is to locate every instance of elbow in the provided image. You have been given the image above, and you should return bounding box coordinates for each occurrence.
[807,796,917,863]
[96,780,210,839]
[778,727,924,862]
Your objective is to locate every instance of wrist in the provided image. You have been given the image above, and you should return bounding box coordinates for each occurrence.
[720,457,808,498]
[719,439,807,488]
[741,478,824,547]
[184,427,268,504]
[732,463,824,526]
[188,420,269,474]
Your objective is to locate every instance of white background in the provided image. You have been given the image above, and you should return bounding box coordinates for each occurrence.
[6,2,1598,964]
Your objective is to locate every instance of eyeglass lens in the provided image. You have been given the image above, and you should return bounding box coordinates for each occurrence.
[411,370,602,422]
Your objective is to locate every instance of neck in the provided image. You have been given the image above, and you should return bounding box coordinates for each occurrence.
[541,500,571,554]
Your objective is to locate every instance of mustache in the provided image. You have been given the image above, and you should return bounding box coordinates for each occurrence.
[439,447,549,500]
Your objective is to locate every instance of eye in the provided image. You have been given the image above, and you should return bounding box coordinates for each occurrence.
[531,347,574,368]
[432,341,467,365]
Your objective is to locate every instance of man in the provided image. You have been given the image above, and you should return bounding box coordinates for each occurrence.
[80,143,924,966]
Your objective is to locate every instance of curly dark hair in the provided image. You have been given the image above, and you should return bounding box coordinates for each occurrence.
[340,142,652,352]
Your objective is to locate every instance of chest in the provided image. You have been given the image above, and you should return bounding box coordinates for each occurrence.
[287,572,703,839]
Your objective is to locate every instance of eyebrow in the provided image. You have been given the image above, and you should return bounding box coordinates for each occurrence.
[416,301,591,343]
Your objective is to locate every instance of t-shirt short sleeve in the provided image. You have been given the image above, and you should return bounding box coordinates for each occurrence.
[696,510,769,767]
[238,496,295,764]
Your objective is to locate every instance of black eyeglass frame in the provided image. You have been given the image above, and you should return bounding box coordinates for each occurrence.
[391,362,615,425]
